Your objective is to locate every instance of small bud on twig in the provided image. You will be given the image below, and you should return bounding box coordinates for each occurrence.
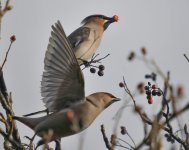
[128,51,135,61]
[141,47,147,55]
[10,35,16,42]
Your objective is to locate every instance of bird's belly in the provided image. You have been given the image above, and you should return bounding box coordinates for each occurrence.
[75,38,101,64]
[37,116,87,140]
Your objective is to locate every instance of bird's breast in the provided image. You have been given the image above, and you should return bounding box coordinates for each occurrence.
[75,29,103,64]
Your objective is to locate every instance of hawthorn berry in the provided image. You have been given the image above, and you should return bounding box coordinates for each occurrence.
[156,91,162,96]
[120,126,127,135]
[119,82,124,88]
[90,68,96,73]
[113,15,119,22]
[98,70,104,76]
[148,96,153,104]
[144,86,149,90]
[10,35,16,42]
[146,90,151,96]
[98,65,105,71]
[152,84,157,89]
[152,90,156,96]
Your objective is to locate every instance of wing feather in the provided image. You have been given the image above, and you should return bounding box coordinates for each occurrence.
[41,21,85,112]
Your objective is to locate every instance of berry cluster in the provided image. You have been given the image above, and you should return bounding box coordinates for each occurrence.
[164,134,175,143]
[145,82,162,104]
[90,65,105,76]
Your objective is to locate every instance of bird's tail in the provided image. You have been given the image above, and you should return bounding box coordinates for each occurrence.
[13,116,41,130]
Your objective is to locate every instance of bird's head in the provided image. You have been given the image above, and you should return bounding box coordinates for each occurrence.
[81,14,119,31]
[88,92,120,109]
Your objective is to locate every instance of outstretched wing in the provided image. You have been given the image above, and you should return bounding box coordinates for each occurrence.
[41,21,85,112]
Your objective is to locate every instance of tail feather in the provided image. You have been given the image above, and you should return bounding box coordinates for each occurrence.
[13,116,42,130]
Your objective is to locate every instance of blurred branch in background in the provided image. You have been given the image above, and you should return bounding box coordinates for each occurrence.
[0,1,27,149]
[102,48,189,150]
[0,34,24,148]
[0,0,12,38]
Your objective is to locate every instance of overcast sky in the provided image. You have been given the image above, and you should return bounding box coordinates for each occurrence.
[1,0,189,149]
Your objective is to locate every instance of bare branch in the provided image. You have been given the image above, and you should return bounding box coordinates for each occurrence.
[101,124,113,150]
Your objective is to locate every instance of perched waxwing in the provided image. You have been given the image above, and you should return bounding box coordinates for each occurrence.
[13,21,120,149]
[68,14,119,65]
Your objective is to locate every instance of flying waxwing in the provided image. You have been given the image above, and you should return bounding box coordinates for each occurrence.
[68,14,119,65]
[13,21,120,149]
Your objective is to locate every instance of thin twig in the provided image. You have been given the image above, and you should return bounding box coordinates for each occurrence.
[163,98,189,149]
[184,124,189,144]
[0,127,23,149]
[183,54,189,63]
[0,0,11,39]
[116,140,133,150]
[163,103,189,125]
[55,139,61,150]
[81,53,110,70]
[126,132,136,148]
[117,138,134,149]
[157,72,170,121]
[0,40,13,72]
[122,76,153,125]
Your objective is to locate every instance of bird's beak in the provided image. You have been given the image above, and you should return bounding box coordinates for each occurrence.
[105,98,121,108]
[103,15,119,31]
[112,98,121,102]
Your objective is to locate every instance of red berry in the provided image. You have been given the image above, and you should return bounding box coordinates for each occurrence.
[148,96,153,104]
[152,84,157,89]
[113,15,119,22]
[10,35,16,42]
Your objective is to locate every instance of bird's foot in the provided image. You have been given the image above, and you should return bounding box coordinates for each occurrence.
[24,133,37,150]
[24,136,34,150]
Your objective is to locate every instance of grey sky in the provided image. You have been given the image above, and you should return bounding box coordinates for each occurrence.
[1,0,189,149]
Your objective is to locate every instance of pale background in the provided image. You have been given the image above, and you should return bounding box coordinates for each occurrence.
[1,0,189,149]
